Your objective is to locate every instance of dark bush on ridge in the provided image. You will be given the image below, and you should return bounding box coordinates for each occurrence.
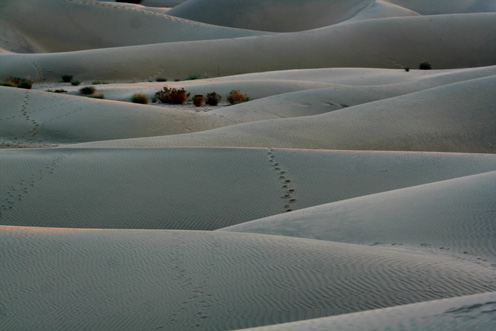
[419,61,432,70]
[79,86,96,95]
[61,74,73,82]
[205,92,221,106]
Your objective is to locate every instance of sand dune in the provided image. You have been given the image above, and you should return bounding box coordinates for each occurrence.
[167,0,383,32]
[384,0,496,15]
[0,0,265,53]
[72,75,496,153]
[221,171,496,263]
[1,13,495,81]
[1,226,494,330]
[0,87,234,145]
[1,2,495,329]
[237,291,496,331]
[2,148,495,229]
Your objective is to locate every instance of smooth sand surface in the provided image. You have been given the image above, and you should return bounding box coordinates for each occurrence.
[1,226,494,330]
[70,75,496,153]
[0,0,265,53]
[237,291,496,331]
[1,1,495,329]
[2,148,495,229]
[1,13,495,81]
[221,171,496,262]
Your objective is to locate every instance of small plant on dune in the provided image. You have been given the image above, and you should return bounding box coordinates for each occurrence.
[131,92,149,104]
[61,74,73,82]
[53,89,68,93]
[185,74,207,81]
[4,77,33,89]
[227,90,250,105]
[155,87,190,104]
[205,92,221,106]
[71,79,81,86]
[79,86,96,95]
[404,66,410,72]
[88,93,105,99]
[419,61,432,70]
[192,95,205,107]
[155,77,167,82]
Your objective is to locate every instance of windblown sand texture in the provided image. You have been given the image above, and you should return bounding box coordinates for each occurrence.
[0,0,495,330]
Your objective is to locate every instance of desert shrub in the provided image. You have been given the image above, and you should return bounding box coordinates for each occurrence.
[88,93,105,99]
[192,95,205,107]
[405,67,410,72]
[151,96,158,103]
[53,89,68,93]
[205,92,221,106]
[71,79,81,86]
[61,74,73,82]
[155,87,190,104]
[227,90,249,105]
[131,92,149,104]
[155,77,167,82]
[17,78,33,89]
[4,77,33,89]
[79,86,96,95]
[419,61,432,70]
[185,74,207,81]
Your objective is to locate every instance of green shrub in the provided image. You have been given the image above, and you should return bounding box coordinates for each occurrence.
[192,95,205,107]
[71,79,81,86]
[405,67,410,72]
[185,74,206,81]
[227,90,249,105]
[131,92,149,104]
[79,86,96,95]
[155,77,167,82]
[53,89,68,93]
[419,61,432,70]
[155,87,190,104]
[62,74,73,82]
[205,92,221,106]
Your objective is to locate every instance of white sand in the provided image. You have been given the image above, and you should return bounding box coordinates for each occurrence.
[1,1,495,329]
[1,226,494,330]
[0,0,265,53]
[1,13,495,80]
[237,291,496,331]
[221,171,496,263]
[1,148,495,229]
[70,75,496,153]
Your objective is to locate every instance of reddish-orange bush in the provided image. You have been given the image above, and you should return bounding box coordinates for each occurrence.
[192,95,205,107]
[155,87,190,104]
[227,90,249,105]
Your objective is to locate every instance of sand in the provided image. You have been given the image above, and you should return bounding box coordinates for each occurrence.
[1,226,495,330]
[1,0,495,329]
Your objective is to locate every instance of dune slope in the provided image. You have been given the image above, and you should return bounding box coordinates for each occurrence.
[1,148,495,229]
[221,171,496,262]
[1,226,494,330]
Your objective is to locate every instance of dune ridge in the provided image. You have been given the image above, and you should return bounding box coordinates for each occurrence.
[1,13,495,81]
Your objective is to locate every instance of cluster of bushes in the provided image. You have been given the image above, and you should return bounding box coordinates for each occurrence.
[1,77,33,89]
[61,74,82,86]
[131,93,149,104]
[154,87,249,107]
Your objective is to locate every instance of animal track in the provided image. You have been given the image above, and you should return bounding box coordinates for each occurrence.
[267,148,297,213]
[0,154,65,221]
